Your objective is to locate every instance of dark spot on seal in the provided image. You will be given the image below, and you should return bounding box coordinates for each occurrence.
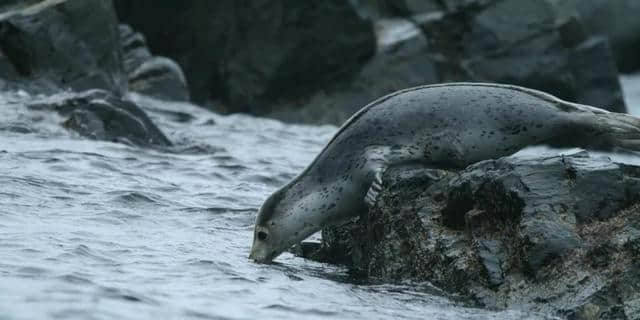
[258,231,268,241]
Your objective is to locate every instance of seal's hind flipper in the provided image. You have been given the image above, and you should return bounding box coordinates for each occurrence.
[591,112,640,152]
[364,167,384,208]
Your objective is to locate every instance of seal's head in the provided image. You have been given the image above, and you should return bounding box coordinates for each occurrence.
[249,185,325,263]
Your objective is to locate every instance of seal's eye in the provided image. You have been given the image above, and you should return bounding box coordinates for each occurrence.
[257,231,268,241]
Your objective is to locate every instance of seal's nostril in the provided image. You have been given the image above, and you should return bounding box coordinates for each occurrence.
[258,231,268,241]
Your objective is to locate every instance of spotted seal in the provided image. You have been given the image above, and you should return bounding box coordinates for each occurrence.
[249,83,640,263]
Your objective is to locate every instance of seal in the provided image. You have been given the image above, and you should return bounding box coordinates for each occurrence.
[249,82,640,263]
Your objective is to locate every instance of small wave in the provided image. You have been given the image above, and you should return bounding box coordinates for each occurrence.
[244,173,282,186]
[16,266,49,277]
[69,244,119,265]
[99,286,158,305]
[0,122,34,134]
[0,192,20,199]
[263,304,339,317]
[89,160,120,172]
[215,164,249,171]
[166,142,226,155]
[57,273,94,285]
[107,191,165,206]
[183,309,234,320]
[204,207,255,215]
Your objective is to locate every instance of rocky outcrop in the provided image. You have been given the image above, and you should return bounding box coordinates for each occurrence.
[420,0,626,113]
[0,0,126,95]
[309,151,640,319]
[363,0,640,74]
[114,0,376,114]
[113,0,629,125]
[27,89,172,147]
[119,24,189,102]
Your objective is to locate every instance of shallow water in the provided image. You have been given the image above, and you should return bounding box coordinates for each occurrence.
[2,75,639,320]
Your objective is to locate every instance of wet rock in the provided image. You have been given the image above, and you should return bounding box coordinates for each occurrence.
[28,90,171,147]
[314,151,640,318]
[268,18,438,125]
[118,24,189,102]
[0,0,126,94]
[114,0,375,113]
[421,0,626,113]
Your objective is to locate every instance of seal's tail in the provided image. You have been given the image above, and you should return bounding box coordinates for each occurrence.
[590,112,640,151]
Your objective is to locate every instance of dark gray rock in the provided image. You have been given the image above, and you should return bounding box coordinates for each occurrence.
[118,24,189,102]
[28,89,172,147]
[268,18,438,125]
[421,0,627,113]
[352,0,490,18]
[566,0,640,73]
[313,151,640,318]
[355,0,442,18]
[114,0,375,114]
[0,0,126,94]
[570,37,625,112]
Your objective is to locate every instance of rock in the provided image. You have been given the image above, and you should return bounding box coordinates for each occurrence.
[314,151,640,318]
[569,37,625,112]
[353,0,490,18]
[268,18,438,125]
[27,89,172,147]
[0,0,126,94]
[567,0,640,73]
[359,0,442,18]
[119,24,189,102]
[114,0,375,113]
[421,0,627,113]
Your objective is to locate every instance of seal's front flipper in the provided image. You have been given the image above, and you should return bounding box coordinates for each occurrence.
[364,163,455,209]
[364,167,384,208]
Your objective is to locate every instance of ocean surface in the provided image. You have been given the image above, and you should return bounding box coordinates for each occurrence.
[1,75,639,320]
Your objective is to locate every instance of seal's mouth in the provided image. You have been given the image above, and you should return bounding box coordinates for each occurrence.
[248,246,279,264]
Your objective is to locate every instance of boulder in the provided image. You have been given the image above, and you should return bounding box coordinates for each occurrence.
[311,151,640,318]
[114,0,376,114]
[351,0,491,18]
[27,89,172,147]
[268,18,438,125]
[567,0,640,73]
[119,24,189,102]
[421,0,627,113]
[349,0,442,19]
[0,0,126,94]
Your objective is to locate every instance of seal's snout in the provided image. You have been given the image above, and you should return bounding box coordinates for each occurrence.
[249,226,276,263]
[248,244,275,264]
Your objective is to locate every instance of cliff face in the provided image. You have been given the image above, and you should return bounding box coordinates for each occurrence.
[310,151,640,319]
